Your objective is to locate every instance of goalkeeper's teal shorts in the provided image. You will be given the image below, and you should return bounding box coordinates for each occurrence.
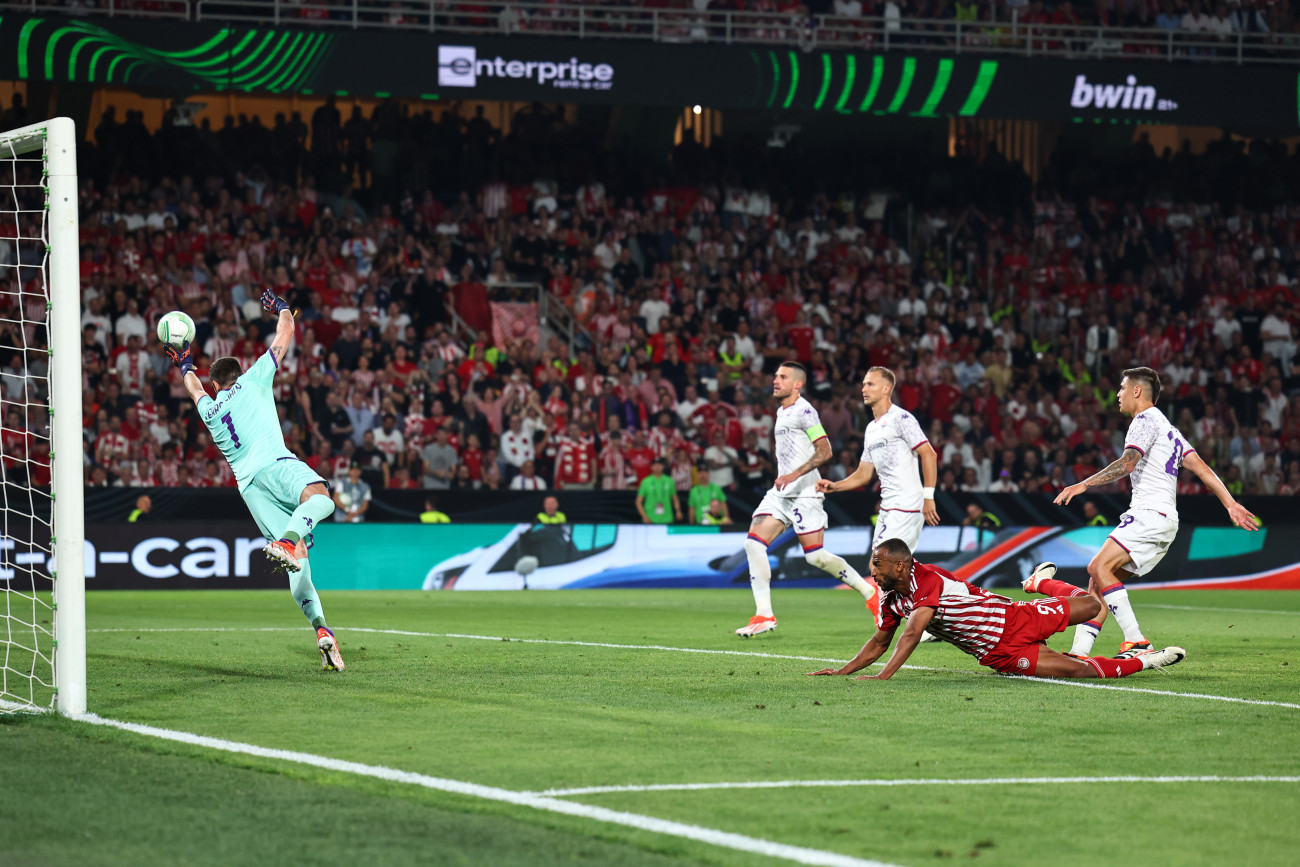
[241,458,329,543]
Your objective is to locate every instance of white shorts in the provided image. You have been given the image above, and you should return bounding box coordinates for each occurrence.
[872,508,924,554]
[1108,509,1178,577]
[753,490,827,538]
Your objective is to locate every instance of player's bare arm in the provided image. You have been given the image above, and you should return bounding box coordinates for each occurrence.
[916,442,940,526]
[261,289,296,365]
[857,606,934,680]
[806,623,898,676]
[1182,451,1259,530]
[815,459,875,494]
[776,437,831,490]
[1054,447,1141,505]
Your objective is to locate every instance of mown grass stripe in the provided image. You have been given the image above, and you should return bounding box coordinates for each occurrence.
[73,712,900,867]
[88,625,1300,711]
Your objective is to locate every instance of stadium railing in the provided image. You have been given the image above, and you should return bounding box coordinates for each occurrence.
[5,2,1289,67]
[0,0,189,19]
[187,2,1298,67]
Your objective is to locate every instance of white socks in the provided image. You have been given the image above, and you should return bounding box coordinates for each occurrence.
[744,535,773,617]
[1069,619,1103,657]
[1102,584,1145,642]
[805,547,876,603]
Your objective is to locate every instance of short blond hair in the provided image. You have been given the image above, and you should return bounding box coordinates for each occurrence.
[867,366,896,391]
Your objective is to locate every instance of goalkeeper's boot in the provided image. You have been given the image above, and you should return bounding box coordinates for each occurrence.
[1137,645,1185,671]
[263,538,302,573]
[735,615,777,638]
[317,627,345,671]
[1022,561,1058,594]
[1116,639,1153,660]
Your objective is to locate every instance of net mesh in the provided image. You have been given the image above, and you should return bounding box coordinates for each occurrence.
[0,128,56,711]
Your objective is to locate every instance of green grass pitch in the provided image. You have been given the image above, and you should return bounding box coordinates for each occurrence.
[3,588,1299,866]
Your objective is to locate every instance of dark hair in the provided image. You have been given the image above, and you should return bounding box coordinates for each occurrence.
[210,356,243,389]
[875,537,913,561]
[778,361,808,383]
[1122,367,1162,405]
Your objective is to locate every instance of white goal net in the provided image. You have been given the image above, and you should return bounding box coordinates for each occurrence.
[0,118,83,715]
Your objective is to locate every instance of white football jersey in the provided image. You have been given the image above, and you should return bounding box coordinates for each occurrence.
[1124,407,1193,520]
[862,404,928,510]
[770,396,827,498]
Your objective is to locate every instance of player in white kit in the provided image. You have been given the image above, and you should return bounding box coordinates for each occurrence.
[1044,367,1258,658]
[735,362,879,637]
[818,366,939,629]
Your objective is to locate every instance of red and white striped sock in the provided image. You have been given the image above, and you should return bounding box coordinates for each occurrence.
[1036,578,1087,598]
[1084,656,1145,678]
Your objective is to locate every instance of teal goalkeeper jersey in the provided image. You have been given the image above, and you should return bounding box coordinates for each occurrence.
[197,351,295,491]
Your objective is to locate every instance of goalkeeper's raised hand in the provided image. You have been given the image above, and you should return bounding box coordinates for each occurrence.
[261,288,291,316]
[164,341,196,377]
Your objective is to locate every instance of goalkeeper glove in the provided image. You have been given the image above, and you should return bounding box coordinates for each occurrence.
[164,341,196,377]
[261,288,291,315]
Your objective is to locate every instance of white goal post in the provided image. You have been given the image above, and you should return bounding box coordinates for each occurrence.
[0,117,84,715]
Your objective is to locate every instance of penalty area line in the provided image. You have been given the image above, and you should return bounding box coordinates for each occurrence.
[93,626,1300,711]
[71,712,895,867]
[535,774,1300,797]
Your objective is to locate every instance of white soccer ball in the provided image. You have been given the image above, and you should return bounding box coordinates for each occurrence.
[336,491,353,508]
[156,310,196,348]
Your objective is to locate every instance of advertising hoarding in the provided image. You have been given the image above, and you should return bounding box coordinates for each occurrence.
[1,17,1295,128]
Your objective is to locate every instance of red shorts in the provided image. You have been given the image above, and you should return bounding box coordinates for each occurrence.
[981,598,1071,676]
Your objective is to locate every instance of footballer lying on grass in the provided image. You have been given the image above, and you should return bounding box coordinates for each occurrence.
[808,538,1185,680]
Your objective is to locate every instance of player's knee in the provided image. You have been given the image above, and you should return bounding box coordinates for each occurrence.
[1072,594,1102,623]
[310,492,336,519]
[1087,559,1120,589]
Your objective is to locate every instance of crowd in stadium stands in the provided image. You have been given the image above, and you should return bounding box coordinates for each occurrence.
[3,100,1300,519]
[36,0,1300,41]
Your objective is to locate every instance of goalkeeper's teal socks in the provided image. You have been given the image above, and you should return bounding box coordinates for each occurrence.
[290,559,326,628]
[282,494,336,545]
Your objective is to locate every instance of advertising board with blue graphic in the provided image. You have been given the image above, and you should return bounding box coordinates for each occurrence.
[2,521,1294,591]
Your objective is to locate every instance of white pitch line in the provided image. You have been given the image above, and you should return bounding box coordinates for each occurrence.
[72,712,895,867]
[535,775,1300,798]
[1141,604,1300,616]
[89,626,1300,711]
[1015,674,1300,708]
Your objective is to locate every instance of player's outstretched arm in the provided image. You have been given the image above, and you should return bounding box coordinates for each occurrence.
[858,606,934,680]
[1054,447,1141,505]
[1182,451,1259,530]
[261,289,296,363]
[164,341,207,407]
[807,623,897,676]
[816,459,875,494]
[916,442,940,526]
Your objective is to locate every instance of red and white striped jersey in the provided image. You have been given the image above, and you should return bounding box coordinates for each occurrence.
[879,562,1013,662]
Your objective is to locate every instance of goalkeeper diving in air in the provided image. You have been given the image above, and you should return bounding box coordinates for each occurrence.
[164,290,344,671]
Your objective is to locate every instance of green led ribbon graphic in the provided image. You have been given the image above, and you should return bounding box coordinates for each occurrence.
[12,18,334,92]
[760,52,998,117]
[958,60,998,116]
[858,56,884,112]
[911,58,953,117]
